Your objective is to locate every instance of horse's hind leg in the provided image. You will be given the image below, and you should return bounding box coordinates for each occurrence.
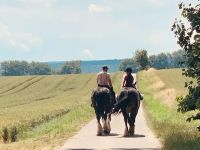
[122,111,129,137]
[96,114,102,136]
[128,111,137,136]
[107,113,111,132]
[102,113,110,135]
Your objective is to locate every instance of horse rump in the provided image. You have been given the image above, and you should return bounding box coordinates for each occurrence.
[112,88,139,114]
[91,87,114,136]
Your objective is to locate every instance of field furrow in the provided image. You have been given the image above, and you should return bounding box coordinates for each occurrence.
[0,72,123,149]
[0,76,37,94]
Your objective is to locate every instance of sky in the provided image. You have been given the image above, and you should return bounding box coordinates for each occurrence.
[0,0,197,61]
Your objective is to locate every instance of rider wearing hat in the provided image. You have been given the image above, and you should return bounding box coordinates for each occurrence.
[97,65,113,91]
[122,67,143,100]
[122,67,135,88]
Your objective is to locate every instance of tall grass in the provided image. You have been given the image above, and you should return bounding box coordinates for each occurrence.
[137,69,200,150]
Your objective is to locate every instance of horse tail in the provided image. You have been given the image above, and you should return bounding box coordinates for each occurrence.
[112,93,129,114]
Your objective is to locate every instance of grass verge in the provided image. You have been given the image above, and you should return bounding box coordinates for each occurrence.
[137,70,200,150]
[0,104,94,150]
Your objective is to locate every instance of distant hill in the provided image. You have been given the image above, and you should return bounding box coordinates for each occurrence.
[48,59,122,73]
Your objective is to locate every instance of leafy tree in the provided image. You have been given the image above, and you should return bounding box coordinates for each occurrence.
[150,53,169,69]
[119,58,137,72]
[172,1,200,130]
[60,60,81,74]
[0,61,29,76]
[171,49,186,68]
[29,62,52,75]
[149,50,185,69]
[134,50,149,70]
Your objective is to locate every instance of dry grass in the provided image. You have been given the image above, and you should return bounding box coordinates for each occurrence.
[141,68,177,107]
[0,72,123,150]
[138,68,200,150]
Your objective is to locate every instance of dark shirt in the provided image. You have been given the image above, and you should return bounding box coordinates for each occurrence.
[124,74,134,87]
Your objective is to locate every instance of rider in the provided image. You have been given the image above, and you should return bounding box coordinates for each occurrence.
[97,65,113,91]
[122,67,143,100]
[91,66,115,107]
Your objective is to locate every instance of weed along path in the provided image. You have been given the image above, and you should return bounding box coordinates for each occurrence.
[59,105,161,150]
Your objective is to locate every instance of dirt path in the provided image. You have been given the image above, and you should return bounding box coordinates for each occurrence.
[59,103,161,150]
[59,74,161,150]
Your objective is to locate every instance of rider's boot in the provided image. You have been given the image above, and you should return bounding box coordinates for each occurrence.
[139,92,144,100]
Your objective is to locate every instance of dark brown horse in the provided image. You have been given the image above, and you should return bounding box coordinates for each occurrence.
[112,87,140,136]
[91,87,116,136]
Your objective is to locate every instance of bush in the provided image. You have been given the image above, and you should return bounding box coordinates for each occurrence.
[2,127,9,143]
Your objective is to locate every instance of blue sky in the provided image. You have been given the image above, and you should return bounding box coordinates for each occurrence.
[0,0,196,61]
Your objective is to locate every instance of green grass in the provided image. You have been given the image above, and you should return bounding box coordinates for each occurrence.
[0,72,123,150]
[137,69,200,150]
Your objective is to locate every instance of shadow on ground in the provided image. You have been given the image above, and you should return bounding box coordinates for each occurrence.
[67,148,160,150]
[116,134,146,138]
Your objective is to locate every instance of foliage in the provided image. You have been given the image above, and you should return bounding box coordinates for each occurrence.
[172,1,200,130]
[59,60,81,74]
[10,126,17,142]
[149,53,169,69]
[149,50,185,69]
[0,61,52,76]
[29,62,52,75]
[119,50,185,72]
[134,49,149,70]
[0,60,83,76]
[171,49,186,68]
[0,61,30,76]
[2,127,9,143]
[119,58,137,72]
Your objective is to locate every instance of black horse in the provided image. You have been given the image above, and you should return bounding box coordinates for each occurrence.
[112,87,140,136]
[91,87,116,136]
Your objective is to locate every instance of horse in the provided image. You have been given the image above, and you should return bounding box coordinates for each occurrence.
[112,87,140,137]
[91,87,116,136]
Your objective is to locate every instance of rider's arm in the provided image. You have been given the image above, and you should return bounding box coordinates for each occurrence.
[132,74,134,85]
[108,74,113,87]
[132,74,134,82]
[96,73,100,85]
[122,75,126,87]
[131,74,136,88]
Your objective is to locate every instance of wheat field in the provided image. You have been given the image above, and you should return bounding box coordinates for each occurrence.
[0,72,123,149]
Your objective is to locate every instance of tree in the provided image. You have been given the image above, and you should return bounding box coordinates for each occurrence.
[60,60,81,74]
[0,61,29,76]
[119,58,137,72]
[29,62,52,75]
[148,50,185,69]
[134,50,149,70]
[151,53,169,69]
[172,1,200,130]
[171,50,186,68]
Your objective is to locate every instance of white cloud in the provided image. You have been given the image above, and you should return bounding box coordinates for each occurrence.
[0,22,43,51]
[88,4,112,13]
[83,49,94,59]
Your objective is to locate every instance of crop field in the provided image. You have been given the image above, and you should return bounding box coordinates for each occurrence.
[137,68,200,150]
[0,72,123,150]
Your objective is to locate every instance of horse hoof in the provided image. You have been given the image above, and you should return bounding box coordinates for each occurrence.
[103,130,110,135]
[129,132,134,136]
[123,132,129,137]
[129,126,135,136]
[123,134,129,137]
[97,132,102,136]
